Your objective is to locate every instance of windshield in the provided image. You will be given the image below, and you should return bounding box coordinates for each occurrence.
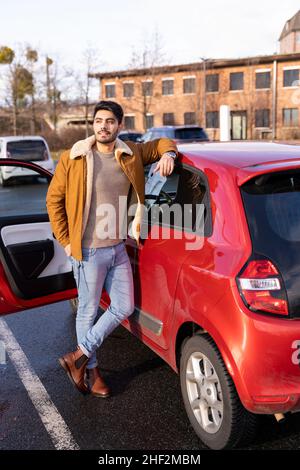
[7,140,47,162]
[174,128,207,140]
[241,170,300,317]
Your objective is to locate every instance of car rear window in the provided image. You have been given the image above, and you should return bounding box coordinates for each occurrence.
[174,128,207,140]
[119,133,142,142]
[151,129,174,139]
[241,170,300,317]
[7,140,47,162]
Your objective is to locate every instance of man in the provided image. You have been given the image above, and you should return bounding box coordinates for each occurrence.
[46,100,177,398]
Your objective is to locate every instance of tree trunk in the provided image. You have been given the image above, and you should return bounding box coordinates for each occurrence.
[30,93,36,134]
[12,99,17,136]
[85,94,89,138]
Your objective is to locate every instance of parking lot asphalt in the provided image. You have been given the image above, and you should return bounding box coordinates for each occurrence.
[1,300,300,450]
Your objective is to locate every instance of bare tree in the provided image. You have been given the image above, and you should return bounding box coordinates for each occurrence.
[26,48,38,134]
[0,46,15,132]
[2,44,36,135]
[76,46,102,137]
[45,56,52,110]
[11,65,34,135]
[127,29,167,131]
[45,56,62,132]
[0,44,45,135]
[0,44,86,137]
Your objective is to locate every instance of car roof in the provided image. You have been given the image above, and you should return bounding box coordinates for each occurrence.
[119,130,142,134]
[0,136,46,142]
[179,141,300,185]
[148,125,203,130]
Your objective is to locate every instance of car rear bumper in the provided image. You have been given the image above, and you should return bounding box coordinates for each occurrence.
[213,288,300,415]
[239,318,300,414]
[250,392,300,414]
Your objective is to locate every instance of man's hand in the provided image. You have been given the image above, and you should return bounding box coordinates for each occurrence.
[64,243,71,257]
[153,154,175,177]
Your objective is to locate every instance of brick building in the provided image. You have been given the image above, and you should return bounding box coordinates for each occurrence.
[280,10,300,54]
[92,13,300,141]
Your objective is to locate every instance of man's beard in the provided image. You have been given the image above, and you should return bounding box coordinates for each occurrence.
[95,129,119,144]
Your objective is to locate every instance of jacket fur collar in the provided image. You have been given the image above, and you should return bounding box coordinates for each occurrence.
[70,135,133,159]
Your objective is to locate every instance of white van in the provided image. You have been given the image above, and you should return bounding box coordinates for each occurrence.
[0,136,55,186]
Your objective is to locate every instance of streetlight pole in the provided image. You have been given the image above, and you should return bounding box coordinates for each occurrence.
[199,57,209,127]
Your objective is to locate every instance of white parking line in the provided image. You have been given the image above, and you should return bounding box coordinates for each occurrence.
[0,318,80,450]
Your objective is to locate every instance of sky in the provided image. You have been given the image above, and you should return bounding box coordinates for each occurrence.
[1,0,300,99]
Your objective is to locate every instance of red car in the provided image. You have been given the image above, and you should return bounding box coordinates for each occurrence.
[1,141,300,450]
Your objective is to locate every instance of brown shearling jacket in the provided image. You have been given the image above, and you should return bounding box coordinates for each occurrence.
[46,135,178,261]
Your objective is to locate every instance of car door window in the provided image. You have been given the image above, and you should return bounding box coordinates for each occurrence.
[173,167,207,232]
[0,160,73,303]
[0,164,49,216]
[145,165,211,236]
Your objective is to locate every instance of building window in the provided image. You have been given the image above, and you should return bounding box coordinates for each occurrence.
[283,69,299,87]
[163,113,175,125]
[206,74,219,92]
[145,114,154,129]
[123,82,134,98]
[206,111,219,128]
[142,81,153,96]
[230,72,244,91]
[184,112,196,125]
[255,109,270,127]
[162,79,174,95]
[283,108,299,126]
[105,83,115,98]
[256,71,271,89]
[124,115,135,129]
[183,77,196,94]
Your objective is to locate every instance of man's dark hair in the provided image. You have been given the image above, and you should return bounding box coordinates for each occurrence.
[93,100,124,124]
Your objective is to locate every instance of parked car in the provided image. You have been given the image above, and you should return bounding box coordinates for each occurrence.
[1,141,300,449]
[0,136,54,186]
[140,125,209,143]
[118,130,143,142]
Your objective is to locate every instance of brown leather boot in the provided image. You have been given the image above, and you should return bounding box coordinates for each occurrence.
[86,367,111,398]
[59,346,89,394]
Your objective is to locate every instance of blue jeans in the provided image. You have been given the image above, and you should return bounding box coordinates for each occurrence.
[69,241,134,369]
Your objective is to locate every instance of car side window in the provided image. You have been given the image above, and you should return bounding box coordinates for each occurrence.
[173,168,207,233]
[151,130,174,139]
[0,163,49,216]
[145,165,211,236]
[142,131,152,142]
[151,131,162,139]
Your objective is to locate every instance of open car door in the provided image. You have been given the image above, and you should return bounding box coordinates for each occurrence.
[0,158,77,316]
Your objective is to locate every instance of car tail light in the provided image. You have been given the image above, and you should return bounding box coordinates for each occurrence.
[237,258,288,316]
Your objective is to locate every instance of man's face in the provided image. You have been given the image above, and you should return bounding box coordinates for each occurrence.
[93,109,122,144]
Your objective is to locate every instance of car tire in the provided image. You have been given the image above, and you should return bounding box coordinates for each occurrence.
[69,298,78,315]
[180,334,257,450]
